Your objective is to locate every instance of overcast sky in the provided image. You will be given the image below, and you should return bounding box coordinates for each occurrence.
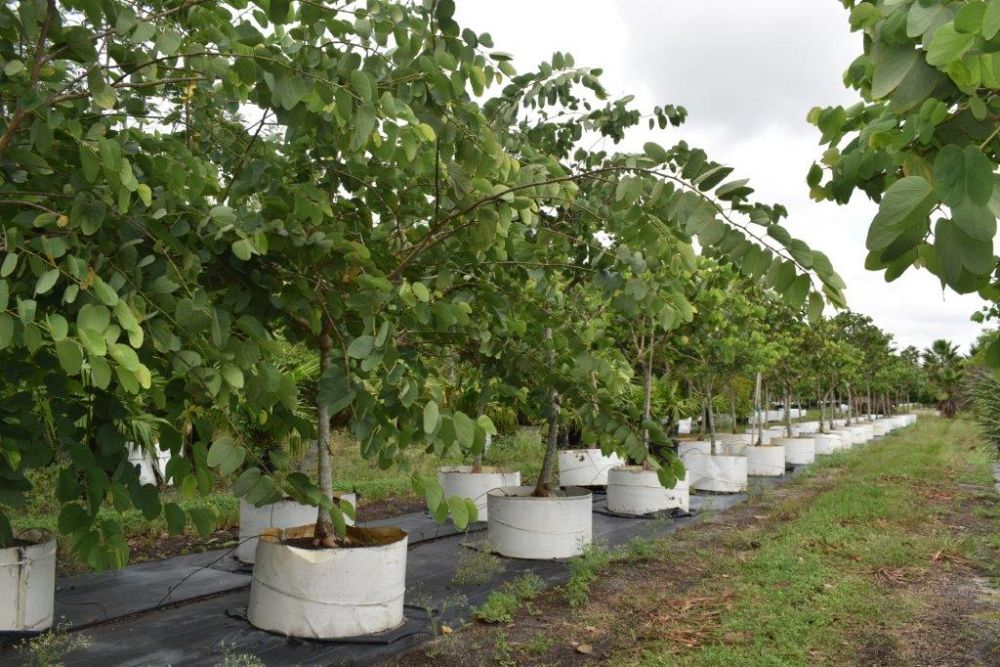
[457,0,992,353]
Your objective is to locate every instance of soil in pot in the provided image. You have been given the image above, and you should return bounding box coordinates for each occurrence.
[247,523,408,639]
[238,492,356,564]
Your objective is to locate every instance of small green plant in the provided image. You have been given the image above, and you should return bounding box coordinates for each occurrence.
[565,544,613,607]
[473,572,546,623]
[626,536,656,560]
[452,544,506,585]
[493,629,517,667]
[16,629,90,667]
[214,644,265,667]
[474,590,520,624]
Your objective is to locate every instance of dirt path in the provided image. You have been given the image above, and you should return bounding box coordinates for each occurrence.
[391,417,1000,666]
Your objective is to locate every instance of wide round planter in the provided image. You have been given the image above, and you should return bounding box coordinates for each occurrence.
[487,486,592,559]
[677,441,710,458]
[606,466,689,515]
[558,449,624,487]
[746,445,786,477]
[774,437,815,465]
[717,441,750,456]
[677,417,693,434]
[809,433,842,455]
[247,524,407,639]
[127,443,172,486]
[796,421,820,433]
[845,425,870,445]
[681,451,748,493]
[872,420,890,438]
[438,466,521,521]
[744,429,773,445]
[239,493,357,564]
[832,428,856,448]
[0,529,56,632]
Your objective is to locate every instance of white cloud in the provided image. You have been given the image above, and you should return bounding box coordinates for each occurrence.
[457,0,990,352]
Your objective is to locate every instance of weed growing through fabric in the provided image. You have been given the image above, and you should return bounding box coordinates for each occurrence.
[16,628,90,667]
[492,629,517,667]
[452,543,506,585]
[565,543,613,607]
[625,535,656,560]
[214,644,265,667]
[474,573,545,623]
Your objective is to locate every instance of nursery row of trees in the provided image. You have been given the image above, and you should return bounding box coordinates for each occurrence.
[0,0,926,569]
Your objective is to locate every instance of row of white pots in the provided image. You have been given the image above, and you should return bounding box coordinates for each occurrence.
[6,415,921,638]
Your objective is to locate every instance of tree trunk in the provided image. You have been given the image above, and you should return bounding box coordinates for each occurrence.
[753,372,763,446]
[866,381,874,421]
[817,382,824,433]
[314,332,335,541]
[845,383,853,425]
[705,378,717,452]
[784,384,793,438]
[534,329,559,497]
[728,381,737,434]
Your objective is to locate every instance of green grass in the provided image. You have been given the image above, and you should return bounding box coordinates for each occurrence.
[638,416,998,665]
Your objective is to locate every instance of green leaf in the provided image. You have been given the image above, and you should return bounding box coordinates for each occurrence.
[926,23,975,66]
[453,411,475,448]
[933,145,995,206]
[423,400,439,434]
[164,503,186,535]
[222,365,244,388]
[4,60,25,76]
[0,253,17,278]
[188,507,217,537]
[411,282,430,302]
[952,201,997,241]
[231,238,253,261]
[55,339,84,374]
[48,314,68,341]
[206,435,245,476]
[0,314,13,350]
[92,277,119,306]
[643,142,670,164]
[446,495,470,529]
[269,0,291,23]
[58,504,91,534]
[985,0,1000,38]
[955,1,986,33]
[875,176,935,227]
[109,343,140,371]
[347,335,375,359]
[317,365,355,414]
[34,268,59,295]
[871,45,919,99]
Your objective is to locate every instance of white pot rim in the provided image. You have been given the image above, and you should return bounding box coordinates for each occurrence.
[438,465,517,475]
[259,524,407,556]
[488,485,591,501]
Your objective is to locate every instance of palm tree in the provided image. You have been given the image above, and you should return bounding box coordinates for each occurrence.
[922,339,964,418]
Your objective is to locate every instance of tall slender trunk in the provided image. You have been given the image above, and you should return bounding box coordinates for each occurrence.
[783,384,793,438]
[642,338,654,447]
[845,383,853,425]
[314,331,334,539]
[728,381,737,434]
[826,387,835,430]
[705,377,717,452]
[534,329,559,497]
[865,381,872,421]
[753,372,763,446]
[817,381,824,433]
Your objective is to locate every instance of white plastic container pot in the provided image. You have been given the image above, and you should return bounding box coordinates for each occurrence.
[438,466,521,521]
[744,429,773,445]
[846,425,870,445]
[797,421,820,433]
[606,467,689,515]
[831,429,854,449]
[774,437,815,465]
[239,493,357,565]
[809,433,841,455]
[0,529,56,632]
[746,445,786,477]
[487,486,592,559]
[127,442,172,486]
[872,420,890,438]
[677,441,710,459]
[680,451,748,493]
[558,449,624,487]
[677,417,693,434]
[247,524,407,639]
[717,441,750,456]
